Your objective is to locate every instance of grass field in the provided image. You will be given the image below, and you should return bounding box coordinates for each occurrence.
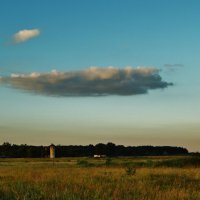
[0,156,200,200]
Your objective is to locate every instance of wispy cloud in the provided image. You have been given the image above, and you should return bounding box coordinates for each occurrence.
[164,64,184,68]
[13,29,40,43]
[163,64,184,73]
[0,66,173,97]
[164,64,184,70]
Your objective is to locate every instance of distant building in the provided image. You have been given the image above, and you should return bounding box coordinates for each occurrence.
[94,154,106,158]
[50,144,55,159]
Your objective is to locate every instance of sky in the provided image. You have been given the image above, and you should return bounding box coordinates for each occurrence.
[0,0,200,151]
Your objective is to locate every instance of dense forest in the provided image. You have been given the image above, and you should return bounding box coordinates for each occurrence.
[0,142,188,158]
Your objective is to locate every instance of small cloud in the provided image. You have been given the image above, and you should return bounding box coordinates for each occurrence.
[164,64,184,68]
[163,64,184,72]
[13,29,40,43]
[0,66,173,97]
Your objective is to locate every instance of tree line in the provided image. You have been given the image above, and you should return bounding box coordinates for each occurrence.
[0,142,188,158]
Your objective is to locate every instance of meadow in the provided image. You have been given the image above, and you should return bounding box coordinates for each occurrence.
[0,156,200,200]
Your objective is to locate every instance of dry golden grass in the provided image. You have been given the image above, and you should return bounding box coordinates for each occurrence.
[0,157,200,200]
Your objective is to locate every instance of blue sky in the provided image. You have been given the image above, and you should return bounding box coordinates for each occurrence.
[0,0,200,151]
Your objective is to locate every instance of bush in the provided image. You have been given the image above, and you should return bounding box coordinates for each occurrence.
[125,165,136,176]
[76,159,93,167]
[155,156,200,168]
[77,160,89,167]
[105,158,112,166]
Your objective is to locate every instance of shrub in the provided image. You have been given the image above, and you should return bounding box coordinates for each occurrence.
[155,156,200,168]
[76,159,93,167]
[125,165,136,176]
[105,158,112,166]
[77,160,89,167]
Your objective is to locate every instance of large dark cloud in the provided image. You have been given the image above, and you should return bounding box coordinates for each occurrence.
[0,67,173,96]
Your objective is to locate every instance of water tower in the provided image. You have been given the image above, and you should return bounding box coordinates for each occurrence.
[50,144,55,159]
